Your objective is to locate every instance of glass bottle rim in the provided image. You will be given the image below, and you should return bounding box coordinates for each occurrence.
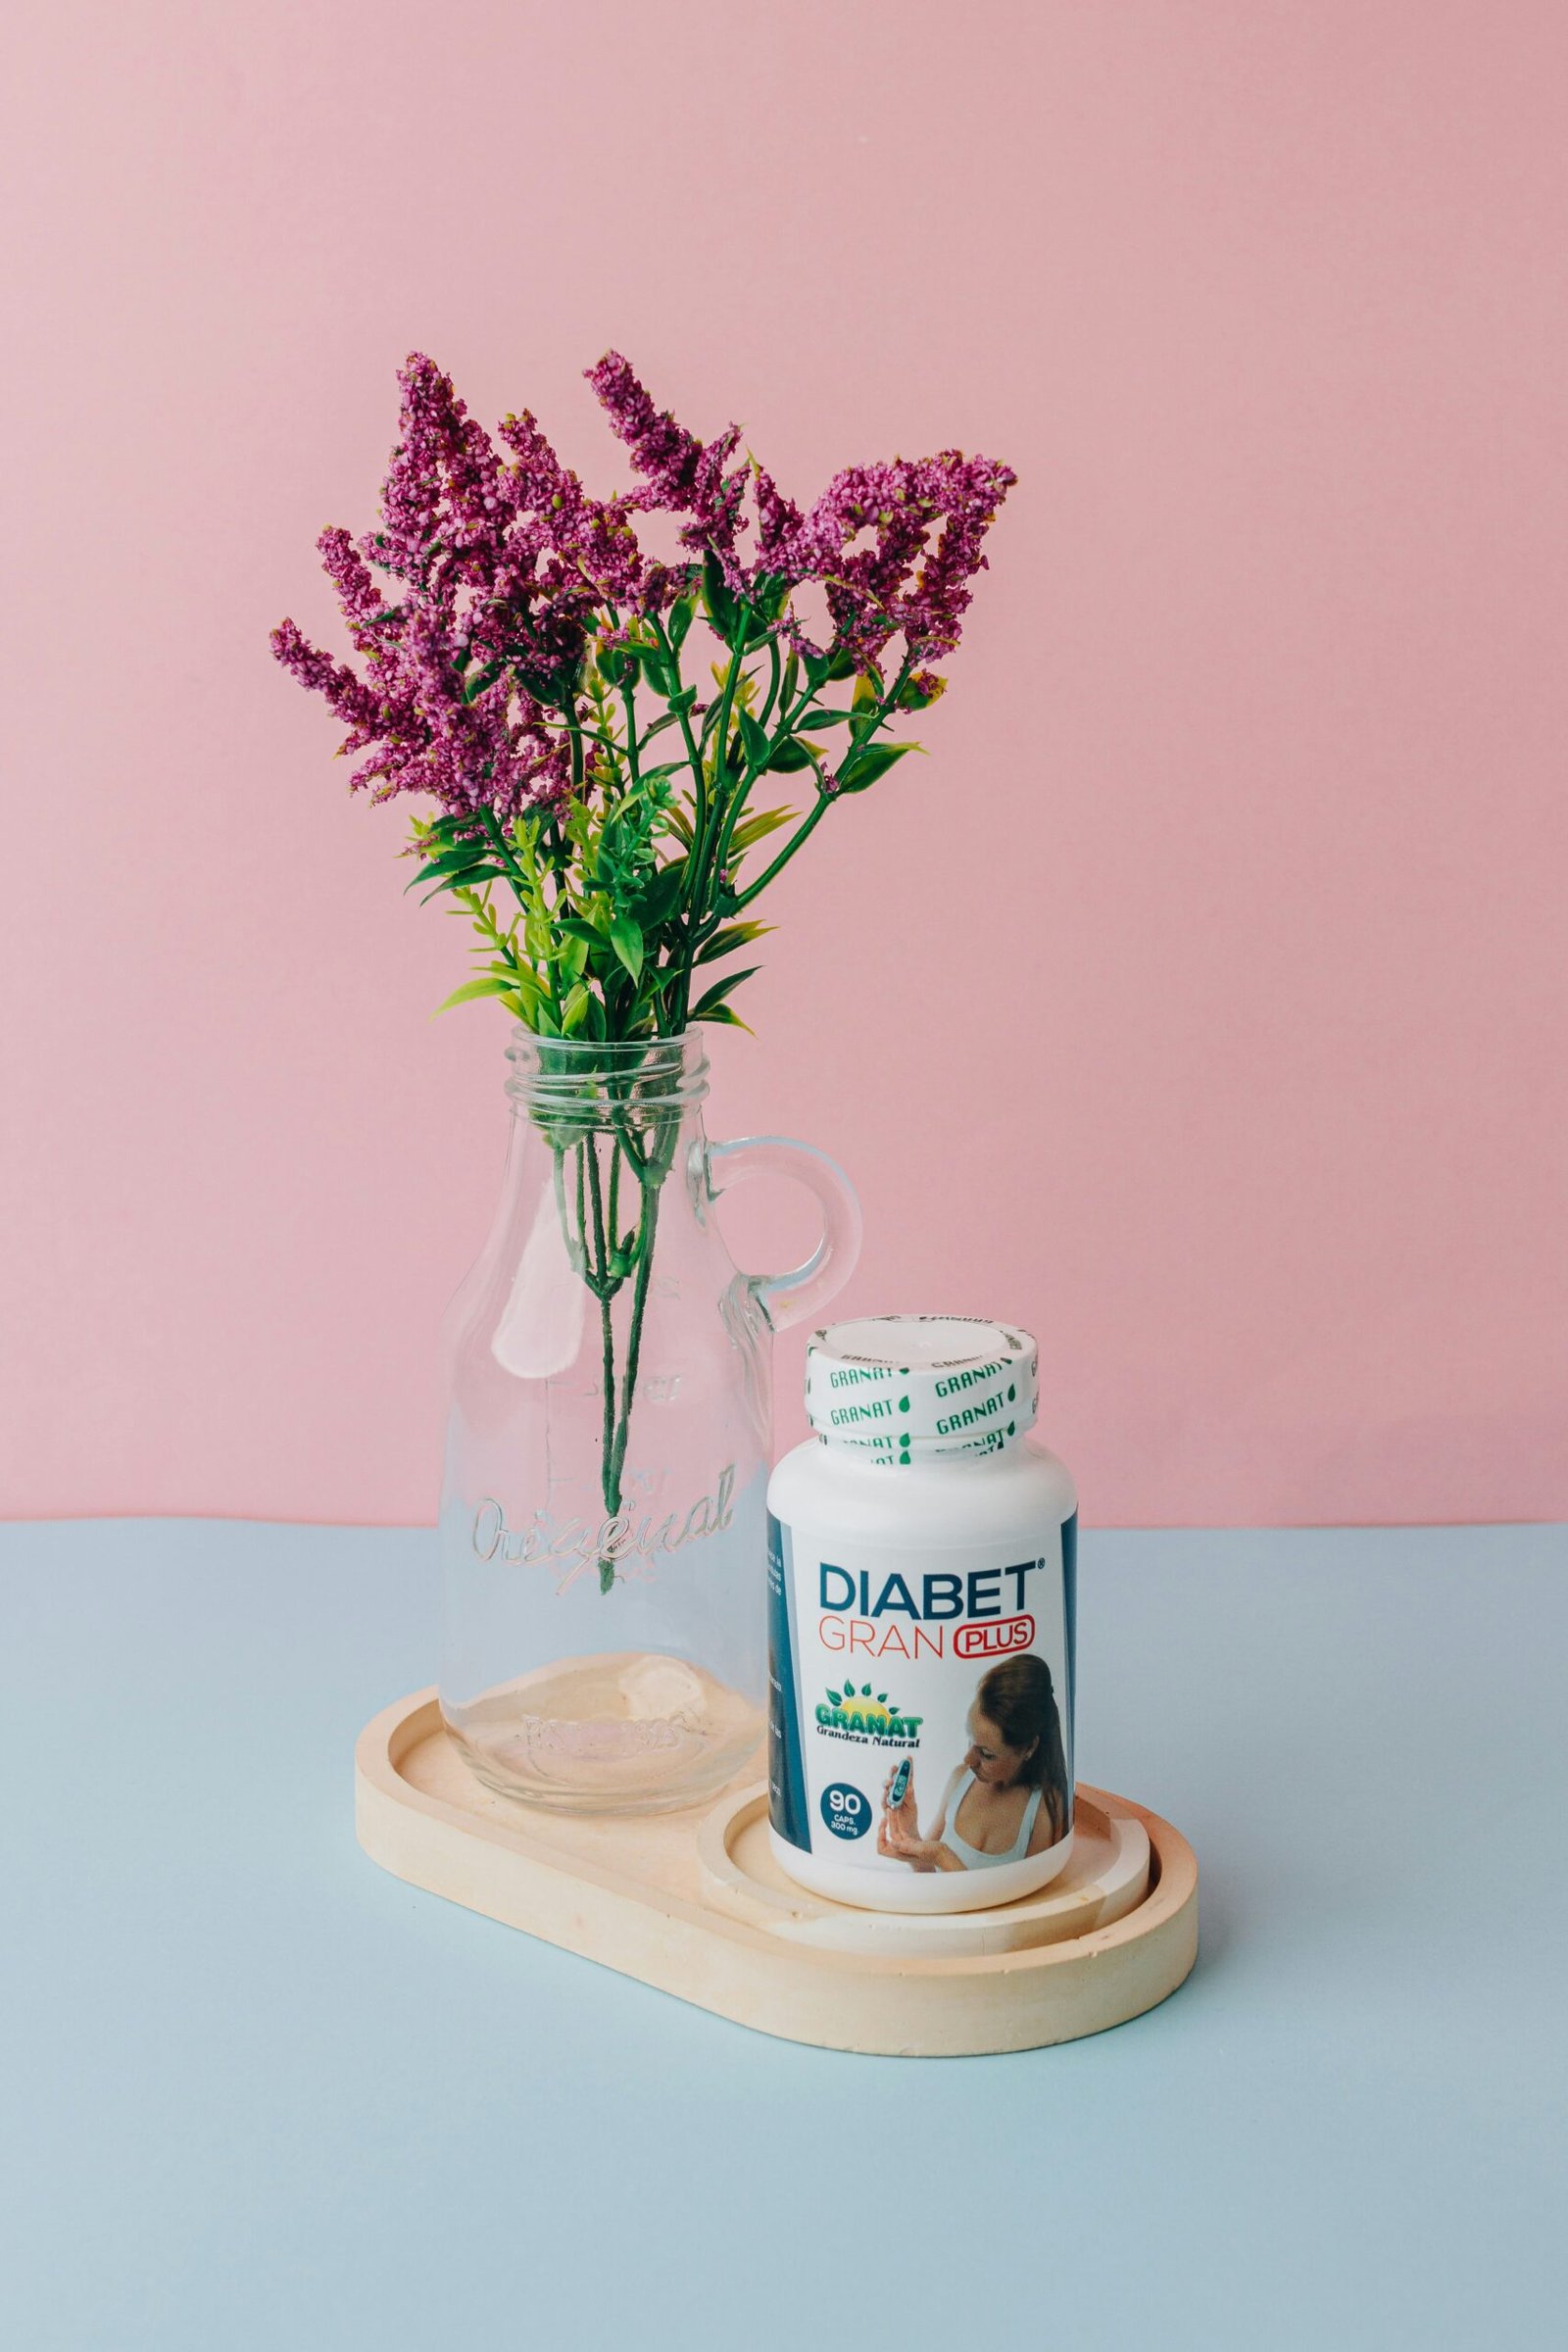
[505,1026,711,1111]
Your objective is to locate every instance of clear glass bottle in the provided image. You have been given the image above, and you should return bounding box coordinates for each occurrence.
[438,1031,860,1816]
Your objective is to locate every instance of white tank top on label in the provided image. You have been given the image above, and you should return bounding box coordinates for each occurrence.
[942,1768,1045,1869]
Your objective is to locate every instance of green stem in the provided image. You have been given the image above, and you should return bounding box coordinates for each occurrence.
[596,1289,617,1525]
[731,786,833,907]
[701,600,754,863]
[757,634,782,733]
[609,1175,662,1504]
[453,882,521,966]
[589,1129,674,1594]
[543,1063,682,1596]
[618,679,642,790]
[477,808,528,906]
[649,613,707,858]
[647,614,710,1032]
[702,669,819,916]
[582,1133,623,1595]
[561,694,585,790]
[726,653,915,912]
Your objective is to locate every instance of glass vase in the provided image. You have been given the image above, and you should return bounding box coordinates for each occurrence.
[437,1031,860,1815]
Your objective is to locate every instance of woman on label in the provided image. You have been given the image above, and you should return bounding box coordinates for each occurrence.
[878,1656,1069,1876]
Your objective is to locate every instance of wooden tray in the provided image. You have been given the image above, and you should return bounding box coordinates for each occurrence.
[356,1690,1199,2057]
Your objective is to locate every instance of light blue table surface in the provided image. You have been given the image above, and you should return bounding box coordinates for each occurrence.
[2,1518,1563,2350]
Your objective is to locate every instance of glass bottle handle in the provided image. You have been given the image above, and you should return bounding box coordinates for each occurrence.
[705,1136,862,1332]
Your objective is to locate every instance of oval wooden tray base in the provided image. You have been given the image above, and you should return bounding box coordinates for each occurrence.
[356,1690,1199,2057]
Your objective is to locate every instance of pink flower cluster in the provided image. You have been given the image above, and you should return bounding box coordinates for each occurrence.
[588,352,1014,668]
[273,355,641,814]
[272,351,1013,817]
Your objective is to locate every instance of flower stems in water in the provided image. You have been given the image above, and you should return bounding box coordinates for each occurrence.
[554,1101,678,1592]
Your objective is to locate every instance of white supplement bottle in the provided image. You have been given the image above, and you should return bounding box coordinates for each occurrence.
[766,1314,1077,1914]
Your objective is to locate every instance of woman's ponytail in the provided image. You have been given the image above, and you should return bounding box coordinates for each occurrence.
[976,1654,1070,1845]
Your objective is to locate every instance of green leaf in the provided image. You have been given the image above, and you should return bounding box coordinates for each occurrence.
[765,737,815,773]
[560,981,591,1034]
[667,595,696,652]
[737,708,771,770]
[696,921,773,965]
[794,706,854,730]
[635,644,675,696]
[609,915,645,983]
[669,685,698,716]
[751,570,792,626]
[727,805,797,854]
[826,645,858,681]
[555,916,608,947]
[701,547,738,640]
[693,1002,751,1030]
[837,741,918,793]
[432,974,524,1015]
[560,933,590,982]
[405,841,495,890]
[415,864,507,904]
[490,961,545,1014]
[690,965,759,1021]
[429,832,503,865]
[852,671,881,710]
[632,860,686,927]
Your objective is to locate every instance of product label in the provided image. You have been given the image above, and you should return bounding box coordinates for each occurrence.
[767,1511,1077,1883]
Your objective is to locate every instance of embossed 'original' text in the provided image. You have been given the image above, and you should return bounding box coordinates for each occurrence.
[470,1464,737,1592]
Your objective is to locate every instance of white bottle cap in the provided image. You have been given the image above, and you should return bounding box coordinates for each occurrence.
[805,1314,1040,1465]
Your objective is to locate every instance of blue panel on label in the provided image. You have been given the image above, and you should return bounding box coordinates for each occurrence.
[1061,1508,1077,1795]
[766,1512,810,1849]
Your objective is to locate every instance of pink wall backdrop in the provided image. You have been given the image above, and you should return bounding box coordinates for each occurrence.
[2,1,1564,1527]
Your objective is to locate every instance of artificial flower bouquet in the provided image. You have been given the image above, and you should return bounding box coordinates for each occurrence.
[274,353,1012,1580]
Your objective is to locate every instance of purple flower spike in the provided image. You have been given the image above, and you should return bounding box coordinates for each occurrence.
[270,618,382,735]
[274,349,1013,829]
[586,351,707,510]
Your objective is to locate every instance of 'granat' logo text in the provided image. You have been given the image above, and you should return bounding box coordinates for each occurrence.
[813,1680,924,1743]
